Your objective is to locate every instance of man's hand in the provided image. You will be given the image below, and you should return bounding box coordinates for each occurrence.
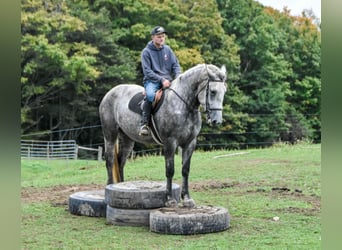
[162,79,171,88]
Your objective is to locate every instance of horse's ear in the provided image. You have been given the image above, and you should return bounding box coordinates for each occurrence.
[220,65,226,75]
[220,65,227,80]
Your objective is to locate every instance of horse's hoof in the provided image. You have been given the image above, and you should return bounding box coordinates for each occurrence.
[182,198,196,208]
[165,199,178,208]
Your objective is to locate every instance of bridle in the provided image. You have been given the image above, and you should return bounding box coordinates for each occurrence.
[204,81,225,113]
[167,64,225,114]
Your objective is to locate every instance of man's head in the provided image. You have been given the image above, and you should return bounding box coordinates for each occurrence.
[150,26,167,48]
[150,26,167,36]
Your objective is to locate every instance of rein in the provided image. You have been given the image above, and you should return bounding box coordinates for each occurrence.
[166,87,195,111]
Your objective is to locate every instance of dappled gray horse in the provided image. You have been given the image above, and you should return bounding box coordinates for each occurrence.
[99,64,227,207]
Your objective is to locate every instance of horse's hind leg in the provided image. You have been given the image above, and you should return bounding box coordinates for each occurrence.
[100,99,119,184]
[104,139,117,184]
[101,119,120,184]
[117,132,135,182]
[181,139,197,208]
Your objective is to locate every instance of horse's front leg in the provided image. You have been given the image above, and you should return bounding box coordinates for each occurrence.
[164,142,178,207]
[181,139,197,208]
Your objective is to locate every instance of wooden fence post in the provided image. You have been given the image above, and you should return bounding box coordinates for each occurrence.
[98,146,103,161]
[75,145,78,160]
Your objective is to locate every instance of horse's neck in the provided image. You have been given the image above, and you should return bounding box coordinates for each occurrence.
[172,65,207,101]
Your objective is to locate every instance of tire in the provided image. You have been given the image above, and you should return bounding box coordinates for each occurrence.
[69,190,106,217]
[106,205,157,227]
[149,205,230,235]
[105,180,180,209]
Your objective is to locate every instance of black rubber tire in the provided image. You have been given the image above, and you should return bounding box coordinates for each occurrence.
[105,180,180,209]
[69,190,106,217]
[150,205,230,235]
[106,205,157,227]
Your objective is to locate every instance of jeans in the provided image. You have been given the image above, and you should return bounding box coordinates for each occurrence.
[144,80,162,102]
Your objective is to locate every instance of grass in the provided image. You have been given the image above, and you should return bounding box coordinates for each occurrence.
[21,142,321,249]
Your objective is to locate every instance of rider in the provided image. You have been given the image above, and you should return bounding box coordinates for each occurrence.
[139,26,182,136]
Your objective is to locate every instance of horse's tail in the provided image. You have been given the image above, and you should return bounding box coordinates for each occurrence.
[113,139,121,183]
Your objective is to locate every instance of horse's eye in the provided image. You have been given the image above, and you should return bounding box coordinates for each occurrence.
[210,90,216,96]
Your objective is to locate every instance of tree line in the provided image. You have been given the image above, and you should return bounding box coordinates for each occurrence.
[21,0,321,149]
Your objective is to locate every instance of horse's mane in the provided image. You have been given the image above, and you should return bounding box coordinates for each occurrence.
[173,64,207,86]
[173,64,225,87]
[182,64,206,79]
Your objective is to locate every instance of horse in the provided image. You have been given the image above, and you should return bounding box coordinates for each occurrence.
[99,63,227,208]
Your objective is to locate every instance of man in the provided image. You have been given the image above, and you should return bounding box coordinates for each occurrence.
[139,26,182,136]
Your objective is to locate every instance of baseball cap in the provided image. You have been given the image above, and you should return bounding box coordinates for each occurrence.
[150,26,167,35]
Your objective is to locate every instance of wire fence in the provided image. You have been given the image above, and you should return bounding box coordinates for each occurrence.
[21,122,321,160]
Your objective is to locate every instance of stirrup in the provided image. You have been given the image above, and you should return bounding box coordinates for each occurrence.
[139,125,149,136]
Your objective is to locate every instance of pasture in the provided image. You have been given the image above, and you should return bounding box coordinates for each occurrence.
[21,142,321,249]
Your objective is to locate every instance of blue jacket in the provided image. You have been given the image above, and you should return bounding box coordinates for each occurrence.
[141,41,181,84]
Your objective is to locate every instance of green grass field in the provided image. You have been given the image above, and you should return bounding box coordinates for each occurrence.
[21,142,321,249]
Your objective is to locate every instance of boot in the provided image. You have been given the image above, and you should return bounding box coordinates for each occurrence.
[139,99,152,136]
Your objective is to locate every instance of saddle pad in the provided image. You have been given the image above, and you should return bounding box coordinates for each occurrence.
[128,92,144,115]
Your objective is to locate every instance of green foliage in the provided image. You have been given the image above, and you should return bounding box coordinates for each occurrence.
[21,0,321,148]
[216,0,320,145]
[21,0,100,135]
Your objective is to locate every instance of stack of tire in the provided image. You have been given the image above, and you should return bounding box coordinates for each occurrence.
[105,180,180,227]
[69,180,230,234]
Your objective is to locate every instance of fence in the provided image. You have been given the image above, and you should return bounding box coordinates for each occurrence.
[21,140,103,160]
[21,140,78,160]
[77,145,103,161]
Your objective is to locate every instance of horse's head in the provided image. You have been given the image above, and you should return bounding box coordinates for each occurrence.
[198,65,227,126]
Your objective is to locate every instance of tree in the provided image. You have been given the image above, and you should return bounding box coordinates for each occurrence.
[21,0,100,136]
[264,6,321,142]
[217,0,320,145]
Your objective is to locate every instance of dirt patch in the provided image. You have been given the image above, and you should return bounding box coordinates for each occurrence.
[190,180,321,215]
[21,184,105,205]
[269,189,321,214]
[191,179,241,191]
[246,186,321,215]
[271,206,319,216]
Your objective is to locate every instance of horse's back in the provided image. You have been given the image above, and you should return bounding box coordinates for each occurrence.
[99,84,146,142]
[100,84,142,112]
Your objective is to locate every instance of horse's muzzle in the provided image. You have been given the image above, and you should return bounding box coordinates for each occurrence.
[207,110,223,126]
[207,119,222,126]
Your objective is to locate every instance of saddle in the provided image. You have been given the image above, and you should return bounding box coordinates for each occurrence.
[128,89,165,145]
[128,89,164,115]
